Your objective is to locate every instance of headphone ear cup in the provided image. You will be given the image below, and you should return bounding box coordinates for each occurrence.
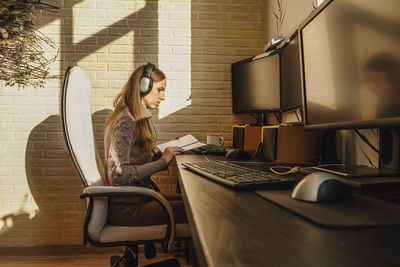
[139,77,152,95]
[139,63,156,96]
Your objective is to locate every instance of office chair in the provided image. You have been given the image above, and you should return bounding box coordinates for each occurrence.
[61,66,190,267]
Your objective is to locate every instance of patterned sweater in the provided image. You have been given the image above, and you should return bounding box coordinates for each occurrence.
[104,107,167,188]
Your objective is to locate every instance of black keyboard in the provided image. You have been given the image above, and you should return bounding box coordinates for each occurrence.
[182,160,297,190]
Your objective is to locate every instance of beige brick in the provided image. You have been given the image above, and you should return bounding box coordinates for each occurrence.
[0,132,14,140]
[64,0,95,8]
[202,80,230,89]
[108,45,133,53]
[200,63,230,72]
[11,96,43,105]
[96,1,128,9]
[64,53,97,62]
[0,185,14,192]
[76,62,107,71]
[96,71,128,80]
[0,202,12,211]
[76,9,106,18]
[0,105,31,114]
[109,80,127,89]
[133,37,159,45]
[141,46,173,54]
[192,21,222,29]
[187,107,232,115]
[199,12,228,21]
[128,1,149,10]
[76,45,108,53]
[98,54,130,63]
[74,27,108,36]
[128,19,158,28]
[106,63,133,71]
[191,3,220,12]
[138,11,158,20]
[91,80,109,89]
[159,2,190,11]
[168,11,191,20]
[96,18,128,27]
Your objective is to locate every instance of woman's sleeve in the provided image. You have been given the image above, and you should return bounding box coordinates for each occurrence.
[108,116,168,186]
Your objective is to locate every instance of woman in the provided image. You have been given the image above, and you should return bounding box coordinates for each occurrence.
[104,63,186,226]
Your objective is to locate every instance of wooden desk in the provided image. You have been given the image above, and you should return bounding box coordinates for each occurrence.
[176,154,400,267]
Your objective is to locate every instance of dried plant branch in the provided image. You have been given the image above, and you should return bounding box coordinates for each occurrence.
[0,0,59,88]
[274,0,286,36]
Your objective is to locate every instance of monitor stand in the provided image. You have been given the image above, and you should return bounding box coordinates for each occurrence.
[313,164,400,177]
[255,112,267,126]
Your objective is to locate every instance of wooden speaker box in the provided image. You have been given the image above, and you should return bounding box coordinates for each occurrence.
[262,125,319,164]
[232,125,262,152]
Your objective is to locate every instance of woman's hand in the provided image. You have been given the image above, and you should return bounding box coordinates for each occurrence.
[161,146,185,164]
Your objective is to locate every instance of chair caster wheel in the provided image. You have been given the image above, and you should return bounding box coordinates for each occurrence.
[145,243,156,259]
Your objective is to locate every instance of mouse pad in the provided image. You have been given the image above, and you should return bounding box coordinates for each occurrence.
[255,190,400,227]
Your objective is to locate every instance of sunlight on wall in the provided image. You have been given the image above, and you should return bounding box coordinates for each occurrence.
[157,1,191,120]
[73,0,145,44]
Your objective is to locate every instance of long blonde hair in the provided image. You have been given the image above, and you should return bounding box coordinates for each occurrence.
[105,64,166,152]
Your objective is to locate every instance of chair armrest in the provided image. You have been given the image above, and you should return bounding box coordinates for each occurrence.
[81,186,175,251]
[81,185,164,198]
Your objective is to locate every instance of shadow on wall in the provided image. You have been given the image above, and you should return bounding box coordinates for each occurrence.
[0,109,111,246]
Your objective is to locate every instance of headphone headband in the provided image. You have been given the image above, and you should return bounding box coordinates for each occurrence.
[139,63,156,96]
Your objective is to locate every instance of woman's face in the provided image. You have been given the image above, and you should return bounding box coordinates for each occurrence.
[141,79,166,109]
[364,70,393,98]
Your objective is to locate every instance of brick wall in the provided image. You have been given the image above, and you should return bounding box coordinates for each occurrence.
[0,0,267,247]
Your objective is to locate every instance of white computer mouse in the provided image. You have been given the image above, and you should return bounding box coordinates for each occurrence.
[291,172,353,202]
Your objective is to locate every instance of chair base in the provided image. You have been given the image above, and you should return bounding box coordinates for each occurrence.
[110,246,138,267]
[142,259,180,267]
[110,245,181,267]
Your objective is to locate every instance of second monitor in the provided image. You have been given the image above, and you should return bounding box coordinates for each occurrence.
[280,31,303,112]
[232,53,280,114]
[231,34,303,118]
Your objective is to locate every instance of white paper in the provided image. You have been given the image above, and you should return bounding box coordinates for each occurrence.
[157,134,206,152]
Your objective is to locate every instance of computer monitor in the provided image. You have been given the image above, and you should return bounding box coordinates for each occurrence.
[231,53,280,114]
[300,0,400,130]
[280,31,303,112]
[299,0,400,176]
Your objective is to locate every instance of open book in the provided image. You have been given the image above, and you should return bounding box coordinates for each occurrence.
[157,134,206,153]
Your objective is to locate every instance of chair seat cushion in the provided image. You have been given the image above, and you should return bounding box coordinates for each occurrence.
[99,223,190,243]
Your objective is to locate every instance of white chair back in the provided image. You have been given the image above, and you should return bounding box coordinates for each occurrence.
[62,66,103,187]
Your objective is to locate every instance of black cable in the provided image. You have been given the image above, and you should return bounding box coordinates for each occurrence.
[274,112,282,124]
[354,129,379,153]
[294,109,300,123]
[355,135,377,168]
[299,108,304,122]
[370,128,378,139]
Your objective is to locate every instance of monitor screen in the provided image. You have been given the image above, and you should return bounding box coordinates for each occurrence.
[232,54,280,113]
[280,32,303,111]
[300,0,400,129]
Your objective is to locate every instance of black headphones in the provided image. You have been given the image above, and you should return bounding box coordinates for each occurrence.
[139,63,156,97]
